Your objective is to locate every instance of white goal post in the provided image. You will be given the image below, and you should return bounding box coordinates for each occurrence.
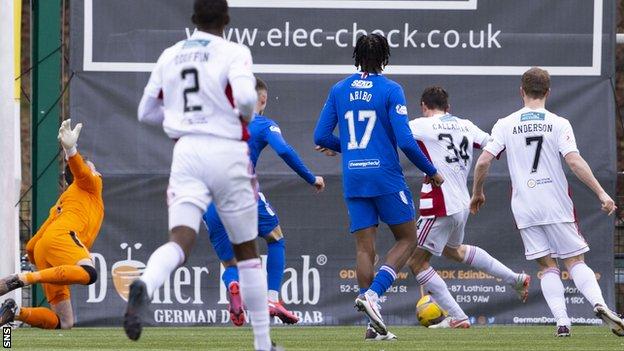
[0,0,22,307]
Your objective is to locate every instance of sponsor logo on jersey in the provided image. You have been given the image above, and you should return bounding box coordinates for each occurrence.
[351,80,373,89]
[527,179,537,188]
[183,39,211,48]
[395,104,408,115]
[348,159,381,169]
[269,125,282,134]
[520,112,545,122]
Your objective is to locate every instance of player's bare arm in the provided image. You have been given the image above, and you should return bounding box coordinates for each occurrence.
[564,152,616,215]
[470,150,495,214]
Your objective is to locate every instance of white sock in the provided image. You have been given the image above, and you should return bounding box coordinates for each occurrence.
[417,266,467,320]
[463,245,519,284]
[569,262,606,308]
[238,258,271,351]
[268,290,279,303]
[140,242,185,297]
[540,268,570,326]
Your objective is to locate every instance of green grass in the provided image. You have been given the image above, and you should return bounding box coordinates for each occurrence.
[8,326,624,351]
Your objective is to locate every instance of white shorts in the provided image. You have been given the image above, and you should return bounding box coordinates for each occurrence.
[519,222,589,260]
[417,210,469,256]
[167,134,258,244]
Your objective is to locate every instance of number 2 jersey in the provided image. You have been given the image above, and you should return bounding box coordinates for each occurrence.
[143,31,254,140]
[314,73,437,198]
[409,114,490,217]
[484,107,579,229]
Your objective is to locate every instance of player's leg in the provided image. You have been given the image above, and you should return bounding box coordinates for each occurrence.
[345,197,390,336]
[10,283,72,329]
[368,189,419,300]
[125,138,212,340]
[203,203,244,326]
[213,140,272,351]
[0,234,97,297]
[553,223,624,336]
[522,225,571,336]
[409,215,469,328]
[257,193,284,303]
[441,210,530,302]
[262,226,298,325]
[124,153,208,340]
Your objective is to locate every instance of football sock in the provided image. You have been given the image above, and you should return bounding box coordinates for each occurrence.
[540,268,570,325]
[21,265,90,286]
[266,238,286,300]
[368,265,396,297]
[568,262,606,307]
[221,266,239,289]
[462,245,518,284]
[140,242,185,297]
[417,266,467,320]
[238,258,272,351]
[17,307,60,329]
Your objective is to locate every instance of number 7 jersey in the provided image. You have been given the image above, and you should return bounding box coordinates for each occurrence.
[409,114,490,217]
[484,107,579,229]
[143,31,254,140]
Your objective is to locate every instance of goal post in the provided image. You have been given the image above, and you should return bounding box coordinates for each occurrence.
[0,0,22,306]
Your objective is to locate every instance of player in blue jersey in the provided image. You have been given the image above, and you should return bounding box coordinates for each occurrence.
[314,34,444,339]
[204,78,325,326]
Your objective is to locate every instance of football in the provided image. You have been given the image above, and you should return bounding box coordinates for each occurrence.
[416,295,447,327]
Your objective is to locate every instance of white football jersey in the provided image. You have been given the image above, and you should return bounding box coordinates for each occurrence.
[484,107,579,229]
[409,114,490,217]
[144,31,254,140]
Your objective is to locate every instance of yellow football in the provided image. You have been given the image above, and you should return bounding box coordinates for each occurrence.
[416,295,447,327]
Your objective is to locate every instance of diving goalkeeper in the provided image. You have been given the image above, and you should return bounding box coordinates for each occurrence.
[0,119,103,329]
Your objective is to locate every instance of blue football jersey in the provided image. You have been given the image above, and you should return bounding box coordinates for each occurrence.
[248,114,316,184]
[314,73,436,198]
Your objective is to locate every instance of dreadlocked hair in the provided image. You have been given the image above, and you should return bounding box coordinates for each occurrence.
[353,34,390,74]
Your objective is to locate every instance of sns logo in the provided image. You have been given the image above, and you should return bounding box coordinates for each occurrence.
[112,243,145,302]
[269,125,282,134]
[351,80,373,89]
[395,104,408,115]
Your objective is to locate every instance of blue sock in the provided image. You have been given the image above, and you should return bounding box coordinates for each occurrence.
[369,265,397,297]
[359,288,368,295]
[266,238,286,293]
[222,266,239,288]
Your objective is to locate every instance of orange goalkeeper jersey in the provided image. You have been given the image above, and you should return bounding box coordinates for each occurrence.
[33,152,104,249]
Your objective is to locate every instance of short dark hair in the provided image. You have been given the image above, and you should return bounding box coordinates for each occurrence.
[421,86,449,111]
[192,0,230,30]
[353,34,390,74]
[521,67,550,99]
[255,77,268,92]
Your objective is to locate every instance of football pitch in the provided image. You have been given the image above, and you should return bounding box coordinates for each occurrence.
[7,326,624,351]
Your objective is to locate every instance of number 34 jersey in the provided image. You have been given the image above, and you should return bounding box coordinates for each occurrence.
[409,114,490,217]
[144,31,254,140]
[484,107,579,229]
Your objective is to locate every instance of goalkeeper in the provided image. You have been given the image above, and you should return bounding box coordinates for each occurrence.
[0,119,103,329]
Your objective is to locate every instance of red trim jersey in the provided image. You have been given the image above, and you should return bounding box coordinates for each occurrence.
[144,31,254,140]
[409,114,490,217]
[484,107,579,229]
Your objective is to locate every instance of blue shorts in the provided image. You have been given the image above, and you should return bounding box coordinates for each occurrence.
[203,192,280,262]
[345,188,416,233]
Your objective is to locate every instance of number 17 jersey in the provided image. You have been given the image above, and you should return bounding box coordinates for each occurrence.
[319,73,420,198]
[484,107,579,229]
[409,114,490,217]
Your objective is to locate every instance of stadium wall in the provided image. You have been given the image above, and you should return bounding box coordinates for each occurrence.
[68,0,617,326]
